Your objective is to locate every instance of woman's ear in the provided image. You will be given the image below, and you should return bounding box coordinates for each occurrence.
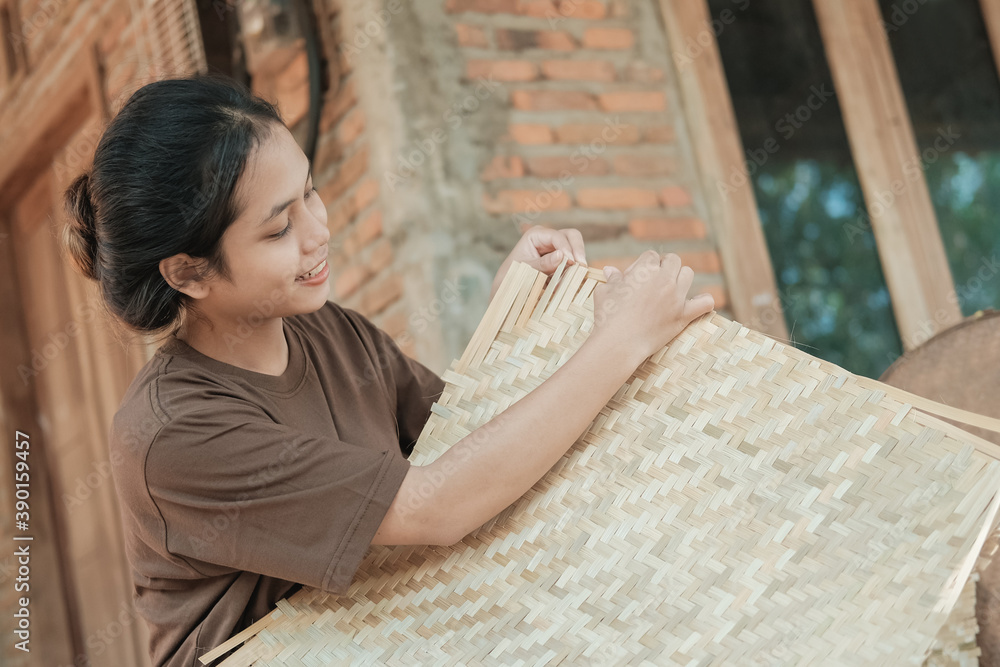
[159,254,212,299]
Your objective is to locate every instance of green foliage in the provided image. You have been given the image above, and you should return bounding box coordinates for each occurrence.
[751,159,902,378]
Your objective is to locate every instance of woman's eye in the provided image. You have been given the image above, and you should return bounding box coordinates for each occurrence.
[271,222,292,239]
[304,185,317,200]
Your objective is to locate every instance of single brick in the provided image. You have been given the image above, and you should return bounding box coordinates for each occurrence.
[541,59,616,82]
[455,23,489,48]
[495,28,539,50]
[643,125,676,143]
[481,155,526,180]
[555,122,640,144]
[598,91,666,112]
[524,155,610,178]
[660,185,693,208]
[509,123,554,144]
[518,0,559,17]
[556,0,606,19]
[494,28,576,51]
[582,27,634,49]
[612,154,678,177]
[537,30,577,50]
[466,59,539,81]
[511,90,598,110]
[483,189,573,213]
[628,217,707,240]
[577,187,659,209]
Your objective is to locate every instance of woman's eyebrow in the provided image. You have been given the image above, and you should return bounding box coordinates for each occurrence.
[256,164,313,227]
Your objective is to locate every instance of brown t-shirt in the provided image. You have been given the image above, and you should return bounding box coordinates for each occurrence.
[109,301,445,667]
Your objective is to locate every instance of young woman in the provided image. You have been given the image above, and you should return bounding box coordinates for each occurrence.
[63,73,715,667]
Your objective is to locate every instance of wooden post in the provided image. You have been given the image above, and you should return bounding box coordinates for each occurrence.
[812,0,961,349]
[980,0,1000,81]
[656,0,789,341]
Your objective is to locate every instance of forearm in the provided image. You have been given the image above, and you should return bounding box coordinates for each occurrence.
[419,331,645,542]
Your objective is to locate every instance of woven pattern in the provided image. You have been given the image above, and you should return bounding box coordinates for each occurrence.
[205,261,1000,667]
[924,575,981,667]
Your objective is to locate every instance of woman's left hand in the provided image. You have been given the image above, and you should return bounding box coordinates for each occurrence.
[490,226,587,300]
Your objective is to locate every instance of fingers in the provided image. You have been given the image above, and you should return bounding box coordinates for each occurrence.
[564,228,587,265]
[626,248,659,274]
[526,226,587,265]
[682,293,716,320]
[527,250,565,274]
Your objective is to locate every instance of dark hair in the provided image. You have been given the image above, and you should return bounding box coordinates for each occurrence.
[62,72,285,335]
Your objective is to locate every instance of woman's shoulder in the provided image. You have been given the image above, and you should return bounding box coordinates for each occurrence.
[111,341,253,454]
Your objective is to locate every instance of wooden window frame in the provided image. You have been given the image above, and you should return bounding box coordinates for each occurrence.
[812,0,962,349]
[659,0,1000,354]
[657,0,789,342]
[981,0,1000,80]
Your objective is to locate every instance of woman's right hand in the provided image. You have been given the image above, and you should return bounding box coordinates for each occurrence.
[592,249,715,362]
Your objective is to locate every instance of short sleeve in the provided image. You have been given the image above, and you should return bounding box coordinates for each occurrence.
[343,308,445,457]
[145,400,411,595]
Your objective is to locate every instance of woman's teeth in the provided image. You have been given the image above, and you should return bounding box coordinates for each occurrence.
[299,260,327,280]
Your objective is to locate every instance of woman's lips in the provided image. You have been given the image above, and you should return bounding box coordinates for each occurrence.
[296,259,329,283]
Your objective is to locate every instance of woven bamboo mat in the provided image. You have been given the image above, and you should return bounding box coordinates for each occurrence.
[203,260,1000,667]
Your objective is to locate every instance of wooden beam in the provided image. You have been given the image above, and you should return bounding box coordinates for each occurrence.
[0,213,80,666]
[656,0,788,341]
[981,0,1000,83]
[812,0,961,349]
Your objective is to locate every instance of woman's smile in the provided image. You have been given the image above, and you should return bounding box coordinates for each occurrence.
[296,259,329,285]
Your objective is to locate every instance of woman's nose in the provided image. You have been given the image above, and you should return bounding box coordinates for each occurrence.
[305,209,331,253]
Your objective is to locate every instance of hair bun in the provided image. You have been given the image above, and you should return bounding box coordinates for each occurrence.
[63,171,101,281]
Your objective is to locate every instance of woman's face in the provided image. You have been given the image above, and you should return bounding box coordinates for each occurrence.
[202,123,332,324]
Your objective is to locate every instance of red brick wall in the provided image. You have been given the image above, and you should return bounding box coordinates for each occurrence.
[444,0,728,310]
[306,2,420,354]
